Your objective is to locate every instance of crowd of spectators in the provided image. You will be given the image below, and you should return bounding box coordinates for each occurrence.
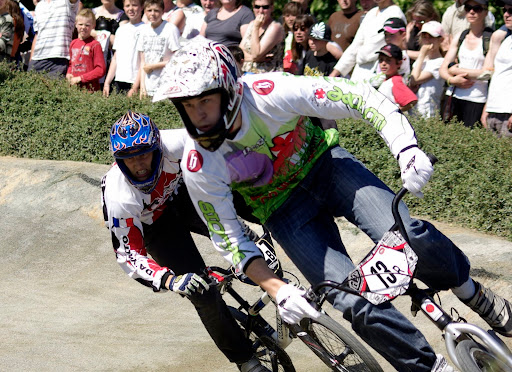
[3,0,511,137]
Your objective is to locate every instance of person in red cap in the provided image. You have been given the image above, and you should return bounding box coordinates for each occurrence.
[376,43,417,112]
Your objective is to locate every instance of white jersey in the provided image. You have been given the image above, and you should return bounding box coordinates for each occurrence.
[182,73,417,274]
[101,129,188,291]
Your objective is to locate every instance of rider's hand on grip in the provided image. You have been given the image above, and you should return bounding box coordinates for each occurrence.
[169,273,209,297]
[276,284,321,324]
[398,147,434,198]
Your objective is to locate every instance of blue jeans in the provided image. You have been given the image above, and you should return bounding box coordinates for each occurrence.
[265,146,471,372]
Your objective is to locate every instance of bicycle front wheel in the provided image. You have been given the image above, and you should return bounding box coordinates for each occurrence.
[229,306,296,372]
[298,313,383,372]
[455,339,510,372]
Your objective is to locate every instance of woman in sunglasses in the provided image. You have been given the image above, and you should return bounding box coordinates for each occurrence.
[440,0,492,128]
[239,0,284,74]
[440,0,495,50]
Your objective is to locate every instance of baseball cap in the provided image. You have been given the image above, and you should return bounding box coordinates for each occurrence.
[418,21,445,37]
[309,22,332,42]
[376,44,403,60]
[497,0,512,5]
[379,18,406,34]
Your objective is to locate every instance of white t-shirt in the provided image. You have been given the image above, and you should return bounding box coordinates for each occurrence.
[333,5,406,82]
[181,3,204,40]
[412,57,444,118]
[137,21,180,95]
[113,21,144,84]
[486,30,512,114]
[448,37,487,103]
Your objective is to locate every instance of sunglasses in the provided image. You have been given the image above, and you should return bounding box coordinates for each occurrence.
[504,6,512,14]
[293,25,307,31]
[464,4,486,13]
[253,4,270,9]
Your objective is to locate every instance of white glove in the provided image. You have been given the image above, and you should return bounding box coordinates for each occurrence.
[398,147,433,198]
[169,273,209,296]
[276,284,321,324]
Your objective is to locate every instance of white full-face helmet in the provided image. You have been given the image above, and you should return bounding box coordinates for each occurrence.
[153,37,243,151]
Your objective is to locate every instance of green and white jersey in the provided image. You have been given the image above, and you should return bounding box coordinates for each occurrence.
[182,72,417,272]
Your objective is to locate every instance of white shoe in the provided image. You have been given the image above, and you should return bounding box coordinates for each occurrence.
[431,354,454,372]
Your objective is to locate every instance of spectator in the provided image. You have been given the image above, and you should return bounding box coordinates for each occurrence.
[93,0,126,35]
[157,0,185,32]
[376,43,417,112]
[137,0,180,98]
[369,17,410,88]
[66,8,106,91]
[405,0,440,62]
[440,0,491,128]
[239,0,284,73]
[330,0,405,82]
[199,0,220,14]
[228,44,244,72]
[360,0,376,13]
[283,14,314,74]
[441,0,495,51]
[14,0,35,70]
[409,20,446,118]
[28,0,79,77]
[282,1,302,73]
[300,22,337,76]
[200,0,254,46]
[328,0,363,51]
[103,0,144,97]
[0,0,15,62]
[176,0,205,40]
[481,2,512,138]
[292,0,314,19]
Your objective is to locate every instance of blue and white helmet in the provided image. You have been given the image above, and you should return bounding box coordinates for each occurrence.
[110,111,163,193]
[153,37,243,152]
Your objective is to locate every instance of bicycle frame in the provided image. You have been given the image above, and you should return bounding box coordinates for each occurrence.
[206,266,294,349]
[305,173,512,371]
[207,266,355,370]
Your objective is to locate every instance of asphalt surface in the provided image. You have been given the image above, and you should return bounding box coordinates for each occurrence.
[1,156,511,371]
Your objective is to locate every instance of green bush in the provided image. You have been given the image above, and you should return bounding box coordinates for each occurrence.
[0,63,511,240]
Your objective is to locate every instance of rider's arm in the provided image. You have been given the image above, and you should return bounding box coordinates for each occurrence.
[102,170,171,291]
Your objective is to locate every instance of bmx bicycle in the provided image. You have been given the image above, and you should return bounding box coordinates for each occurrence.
[205,229,383,372]
[303,156,512,372]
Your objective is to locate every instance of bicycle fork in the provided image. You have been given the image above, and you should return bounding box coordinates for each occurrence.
[407,284,512,370]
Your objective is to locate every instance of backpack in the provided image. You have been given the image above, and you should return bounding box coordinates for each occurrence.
[457,27,494,56]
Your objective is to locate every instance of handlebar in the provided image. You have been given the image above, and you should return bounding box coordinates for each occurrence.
[306,153,438,303]
[391,153,437,241]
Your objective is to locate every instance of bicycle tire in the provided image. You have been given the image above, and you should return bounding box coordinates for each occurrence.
[455,339,511,372]
[298,313,383,372]
[229,306,296,372]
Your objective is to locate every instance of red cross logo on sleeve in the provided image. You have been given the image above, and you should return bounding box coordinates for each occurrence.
[314,88,326,99]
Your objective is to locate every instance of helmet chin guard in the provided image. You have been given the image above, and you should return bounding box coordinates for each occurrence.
[153,37,243,151]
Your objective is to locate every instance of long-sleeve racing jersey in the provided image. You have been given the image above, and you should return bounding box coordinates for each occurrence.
[182,73,418,274]
[102,129,187,291]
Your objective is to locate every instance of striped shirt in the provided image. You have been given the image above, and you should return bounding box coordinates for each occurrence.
[32,0,79,60]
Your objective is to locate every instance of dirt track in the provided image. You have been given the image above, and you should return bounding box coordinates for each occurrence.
[1,156,511,371]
